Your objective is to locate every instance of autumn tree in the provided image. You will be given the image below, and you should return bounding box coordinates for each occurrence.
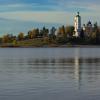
[2,34,9,43]
[57,25,66,37]
[18,32,24,40]
[27,30,33,39]
[27,28,40,39]
[56,25,70,44]
[2,34,15,43]
[65,26,74,37]
[35,28,39,37]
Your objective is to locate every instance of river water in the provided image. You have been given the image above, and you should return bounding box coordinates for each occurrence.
[0,48,100,100]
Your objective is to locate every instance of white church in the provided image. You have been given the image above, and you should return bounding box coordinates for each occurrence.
[74,12,93,37]
[74,12,81,37]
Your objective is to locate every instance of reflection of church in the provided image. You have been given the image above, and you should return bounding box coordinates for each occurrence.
[73,48,100,89]
[74,48,82,88]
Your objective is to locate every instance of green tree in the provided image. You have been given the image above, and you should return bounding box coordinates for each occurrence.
[80,29,85,38]
[49,27,56,39]
[93,22,100,43]
[50,27,56,35]
[93,22,98,31]
[40,27,49,37]
[43,27,49,37]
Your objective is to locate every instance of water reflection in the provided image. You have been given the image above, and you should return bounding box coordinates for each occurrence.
[26,58,100,66]
[1,48,100,100]
[74,49,80,86]
[2,54,100,75]
[1,48,100,89]
[3,56,100,83]
[25,49,100,89]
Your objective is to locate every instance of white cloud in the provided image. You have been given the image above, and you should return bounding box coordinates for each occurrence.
[0,11,72,24]
[50,0,100,13]
[0,11,99,25]
[0,1,99,25]
[0,3,60,12]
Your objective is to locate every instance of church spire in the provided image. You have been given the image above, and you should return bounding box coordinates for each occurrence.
[74,12,81,37]
[77,12,79,15]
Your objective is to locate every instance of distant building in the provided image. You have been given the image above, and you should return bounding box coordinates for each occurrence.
[83,24,86,31]
[74,12,81,37]
[83,21,93,37]
[87,21,92,28]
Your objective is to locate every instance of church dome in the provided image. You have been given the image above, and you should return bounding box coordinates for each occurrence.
[87,21,92,25]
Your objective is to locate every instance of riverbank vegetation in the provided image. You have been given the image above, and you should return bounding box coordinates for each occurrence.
[0,22,100,47]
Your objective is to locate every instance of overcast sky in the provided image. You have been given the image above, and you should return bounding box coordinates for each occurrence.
[0,0,99,35]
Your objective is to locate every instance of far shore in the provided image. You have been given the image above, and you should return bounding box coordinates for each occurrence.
[0,45,100,48]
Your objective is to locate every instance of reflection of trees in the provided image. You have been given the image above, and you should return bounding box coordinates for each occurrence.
[26,57,100,86]
[26,58,100,75]
[15,56,100,88]
[27,58,100,65]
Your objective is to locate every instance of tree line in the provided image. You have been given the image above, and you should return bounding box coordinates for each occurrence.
[1,22,100,46]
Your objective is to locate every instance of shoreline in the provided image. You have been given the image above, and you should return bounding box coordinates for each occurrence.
[0,45,100,48]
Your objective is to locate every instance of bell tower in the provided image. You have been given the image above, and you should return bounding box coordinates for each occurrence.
[74,12,81,37]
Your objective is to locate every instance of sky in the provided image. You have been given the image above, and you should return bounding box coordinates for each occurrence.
[0,0,99,35]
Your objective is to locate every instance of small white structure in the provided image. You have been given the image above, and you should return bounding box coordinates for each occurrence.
[83,24,86,31]
[74,12,81,37]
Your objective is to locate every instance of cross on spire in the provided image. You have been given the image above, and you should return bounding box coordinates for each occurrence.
[77,12,79,15]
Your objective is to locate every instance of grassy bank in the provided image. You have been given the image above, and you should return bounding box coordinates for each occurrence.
[0,38,100,48]
[0,38,59,47]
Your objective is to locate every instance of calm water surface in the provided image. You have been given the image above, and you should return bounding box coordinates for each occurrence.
[0,48,100,100]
